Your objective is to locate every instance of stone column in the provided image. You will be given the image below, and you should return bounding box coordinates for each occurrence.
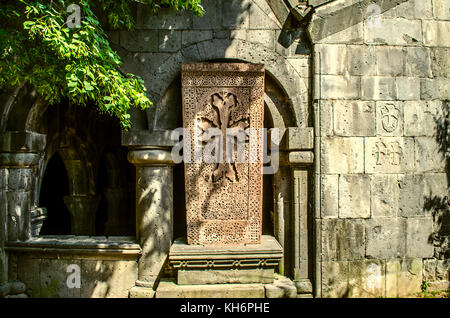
[127,148,174,291]
[63,195,101,235]
[0,131,46,287]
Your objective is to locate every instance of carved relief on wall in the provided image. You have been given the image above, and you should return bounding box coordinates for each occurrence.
[380,103,400,133]
[182,63,265,246]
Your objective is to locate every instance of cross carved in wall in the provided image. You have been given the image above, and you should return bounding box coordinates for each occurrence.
[199,92,250,183]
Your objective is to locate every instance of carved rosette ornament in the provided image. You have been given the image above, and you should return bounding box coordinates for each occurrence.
[182,63,265,246]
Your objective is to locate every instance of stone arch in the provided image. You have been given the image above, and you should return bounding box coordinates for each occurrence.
[141,38,308,130]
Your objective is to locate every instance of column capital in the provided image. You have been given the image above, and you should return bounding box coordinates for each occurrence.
[0,152,40,167]
[127,148,174,166]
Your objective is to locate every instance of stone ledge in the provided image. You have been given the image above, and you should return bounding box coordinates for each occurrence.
[5,236,141,256]
[155,280,266,298]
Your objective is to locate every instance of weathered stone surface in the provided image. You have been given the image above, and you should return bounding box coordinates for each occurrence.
[192,0,220,30]
[80,260,137,298]
[366,218,406,259]
[5,293,28,298]
[320,75,360,99]
[396,0,433,19]
[222,0,251,29]
[320,174,338,218]
[321,137,364,174]
[375,101,403,136]
[295,279,313,294]
[249,0,282,29]
[317,22,363,45]
[371,174,399,218]
[396,77,420,101]
[405,47,432,78]
[347,45,377,76]
[129,286,155,298]
[288,151,314,164]
[414,137,446,172]
[364,18,422,46]
[314,44,348,75]
[181,30,213,47]
[0,283,10,297]
[361,77,396,101]
[404,100,442,137]
[397,259,423,297]
[433,0,450,20]
[420,78,450,100]
[423,20,450,47]
[322,219,365,261]
[398,174,425,217]
[376,46,404,76]
[155,280,265,298]
[364,137,414,173]
[286,127,314,150]
[136,5,192,29]
[39,259,81,298]
[120,30,158,52]
[265,274,297,298]
[17,256,40,298]
[178,269,275,285]
[431,48,450,77]
[321,261,349,298]
[9,281,26,295]
[319,100,334,137]
[406,218,434,258]
[158,30,181,52]
[338,174,371,219]
[334,101,375,136]
[348,260,385,298]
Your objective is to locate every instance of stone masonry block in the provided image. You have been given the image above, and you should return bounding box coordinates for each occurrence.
[433,0,450,20]
[361,77,396,101]
[120,30,158,52]
[320,174,339,218]
[364,18,422,46]
[322,219,365,261]
[321,261,349,298]
[136,6,192,30]
[415,137,446,172]
[321,137,364,174]
[364,137,414,173]
[423,20,450,47]
[158,30,181,52]
[386,259,423,297]
[286,127,314,150]
[365,218,406,259]
[314,44,348,75]
[404,100,442,137]
[348,260,385,298]
[316,23,363,45]
[222,0,251,29]
[431,48,450,77]
[319,100,334,137]
[320,75,360,99]
[346,45,377,76]
[398,174,425,218]
[371,174,399,218]
[405,47,432,78]
[249,0,281,29]
[375,101,403,137]
[396,0,433,19]
[338,174,371,219]
[406,218,434,258]
[246,30,276,49]
[192,0,220,30]
[420,78,450,100]
[376,46,404,77]
[334,100,375,136]
[181,30,213,47]
[396,77,420,101]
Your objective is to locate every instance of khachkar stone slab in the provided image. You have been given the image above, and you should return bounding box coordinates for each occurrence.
[182,63,265,246]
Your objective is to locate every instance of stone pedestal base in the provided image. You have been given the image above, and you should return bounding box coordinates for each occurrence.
[169,235,283,285]
[155,280,265,298]
[129,286,155,298]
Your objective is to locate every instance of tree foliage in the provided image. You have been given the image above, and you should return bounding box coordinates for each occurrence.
[0,0,203,129]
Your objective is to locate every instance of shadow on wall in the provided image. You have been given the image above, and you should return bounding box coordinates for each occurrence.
[424,100,449,260]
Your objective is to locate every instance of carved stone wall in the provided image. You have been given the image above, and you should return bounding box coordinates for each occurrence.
[182,63,265,246]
